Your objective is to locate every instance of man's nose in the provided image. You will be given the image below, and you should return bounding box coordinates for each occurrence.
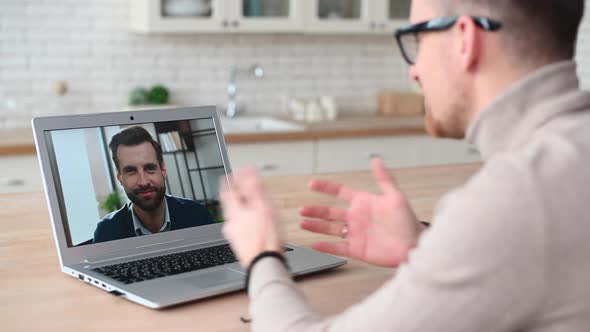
[137,171,150,186]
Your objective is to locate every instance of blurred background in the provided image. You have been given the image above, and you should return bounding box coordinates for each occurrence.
[1,0,589,193]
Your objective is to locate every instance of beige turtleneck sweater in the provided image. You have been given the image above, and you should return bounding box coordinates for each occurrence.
[248,61,590,332]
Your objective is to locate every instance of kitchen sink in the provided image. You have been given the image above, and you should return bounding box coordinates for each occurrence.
[219,116,305,134]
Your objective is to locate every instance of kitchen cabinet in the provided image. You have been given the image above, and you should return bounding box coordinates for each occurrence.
[315,136,481,173]
[0,155,43,193]
[130,0,304,33]
[225,135,480,176]
[305,0,410,34]
[129,0,409,34]
[226,141,315,176]
[381,0,412,32]
[230,0,304,32]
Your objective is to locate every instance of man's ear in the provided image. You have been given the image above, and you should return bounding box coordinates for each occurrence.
[116,172,121,183]
[456,15,480,71]
[161,163,167,177]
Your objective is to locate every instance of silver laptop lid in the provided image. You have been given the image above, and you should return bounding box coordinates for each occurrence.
[32,106,232,267]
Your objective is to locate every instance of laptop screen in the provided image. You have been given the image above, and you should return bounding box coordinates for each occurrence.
[43,117,226,248]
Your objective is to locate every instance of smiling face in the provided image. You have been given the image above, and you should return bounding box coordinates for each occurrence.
[408,0,472,139]
[116,142,167,212]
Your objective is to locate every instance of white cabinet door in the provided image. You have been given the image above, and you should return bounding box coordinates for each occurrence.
[0,155,44,193]
[230,0,305,32]
[415,137,482,166]
[130,0,304,33]
[304,0,410,34]
[304,0,374,34]
[316,136,481,173]
[374,0,410,33]
[130,0,229,33]
[226,141,314,176]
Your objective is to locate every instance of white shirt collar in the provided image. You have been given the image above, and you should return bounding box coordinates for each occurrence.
[130,195,171,236]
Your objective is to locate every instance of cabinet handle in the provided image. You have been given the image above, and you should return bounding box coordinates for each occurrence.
[369,21,377,29]
[368,153,382,160]
[467,147,479,155]
[0,178,25,186]
[378,22,387,30]
[222,19,229,27]
[232,20,239,28]
[258,163,278,172]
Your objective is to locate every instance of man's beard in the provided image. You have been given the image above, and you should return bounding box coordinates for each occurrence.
[424,99,467,139]
[126,184,166,212]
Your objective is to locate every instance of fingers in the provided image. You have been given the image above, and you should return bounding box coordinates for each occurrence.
[311,242,350,258]
[219,167,269,224]
[308,179,357,202]
[219,179,237,218]
[371,157,398,195]
[300,219,346,237]
[232,167,263,193]
[226,167,267,205]
[309,159,398,200]
[299,205,347,222]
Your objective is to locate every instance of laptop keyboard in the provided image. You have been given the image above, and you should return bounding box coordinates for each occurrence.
[92,243,293,285]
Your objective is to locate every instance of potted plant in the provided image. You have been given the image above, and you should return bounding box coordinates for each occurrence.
[99,191,123,213]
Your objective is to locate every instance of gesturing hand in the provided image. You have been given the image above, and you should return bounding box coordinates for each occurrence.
[220,167,283,267]
[300,158,420,268]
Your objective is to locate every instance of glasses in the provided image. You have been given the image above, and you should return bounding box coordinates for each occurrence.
[394,16,502,65]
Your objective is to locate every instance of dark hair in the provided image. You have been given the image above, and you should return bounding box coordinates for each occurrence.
[109,126,164,172]
[436,0,584,63]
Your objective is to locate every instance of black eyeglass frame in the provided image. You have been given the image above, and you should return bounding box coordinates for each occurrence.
[394,16,502,65]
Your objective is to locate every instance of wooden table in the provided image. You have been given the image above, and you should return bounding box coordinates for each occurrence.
[0,163,479,332]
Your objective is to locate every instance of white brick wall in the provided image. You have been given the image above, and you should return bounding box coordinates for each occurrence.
[1,0,589,128]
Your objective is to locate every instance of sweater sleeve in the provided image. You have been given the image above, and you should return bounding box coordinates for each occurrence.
[248,159,546,332]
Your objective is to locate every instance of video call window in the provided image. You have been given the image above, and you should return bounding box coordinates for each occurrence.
[45,118,225,247]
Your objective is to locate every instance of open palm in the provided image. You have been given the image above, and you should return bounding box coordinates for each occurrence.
[300,158,420,267]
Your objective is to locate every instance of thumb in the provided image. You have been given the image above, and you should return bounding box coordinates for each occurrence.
[371,158,399,195]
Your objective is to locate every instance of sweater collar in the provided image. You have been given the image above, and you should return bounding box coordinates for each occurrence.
[465,61,583,158]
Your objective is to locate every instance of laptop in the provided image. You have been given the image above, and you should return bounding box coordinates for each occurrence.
[32,105,346,309]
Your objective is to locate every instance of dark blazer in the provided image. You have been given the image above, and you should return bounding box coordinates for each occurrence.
[93,195,214,243]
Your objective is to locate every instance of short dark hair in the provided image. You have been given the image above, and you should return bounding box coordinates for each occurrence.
[435,0,584,64]
[109,126,164,172]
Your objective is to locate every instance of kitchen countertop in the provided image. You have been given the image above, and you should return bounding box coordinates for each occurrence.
[225,113,425,144]
[0,113,425,155]
[0,128,37,155]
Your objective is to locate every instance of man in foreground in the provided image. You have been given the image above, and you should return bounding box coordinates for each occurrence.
[221,0,590,330]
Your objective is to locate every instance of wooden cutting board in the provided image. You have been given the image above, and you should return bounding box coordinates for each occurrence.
[377,91,424,116]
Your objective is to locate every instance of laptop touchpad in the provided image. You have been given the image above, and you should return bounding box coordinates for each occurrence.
[183,269,244,289]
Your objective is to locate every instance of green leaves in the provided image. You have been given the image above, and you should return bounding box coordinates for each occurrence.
[147,85,169,104]
[128,85,170,105]
[128,87,149,106]
[100,191,123,213]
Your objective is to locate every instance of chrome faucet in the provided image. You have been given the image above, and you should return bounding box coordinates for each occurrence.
[226,64,264,118]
